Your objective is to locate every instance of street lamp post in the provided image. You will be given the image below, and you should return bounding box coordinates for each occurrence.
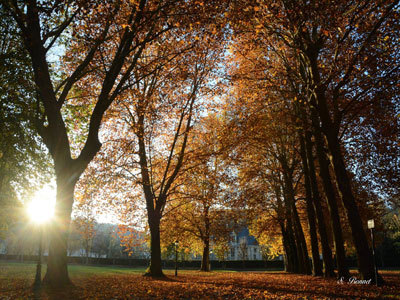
[174,240,179,276]
[368,219,379,286]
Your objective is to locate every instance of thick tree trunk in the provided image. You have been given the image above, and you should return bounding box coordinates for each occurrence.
[283,184,310,274]
[282,164,311,275]
[311,110,349,279]
[281,222,298,273]
[42,176,76,288]
[277,190,297,273]
[299,133,323,276]
[304,131,335,278]
[138,127,164,277]
[282,191,301,273]
[280,225,291,272]
[291,201,311,275]
[200,206,211,272]
[287,222,300,273]
[200,239,210,271]
[145,212,164,277]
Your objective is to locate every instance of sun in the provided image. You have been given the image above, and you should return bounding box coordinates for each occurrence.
[27,186,56,223]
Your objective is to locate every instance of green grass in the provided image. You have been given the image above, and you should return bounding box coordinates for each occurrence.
[0,261,346,279]
[68,264,146,277]
[0,261,252,280]
[0,261,147,281]
[1,261,397,280]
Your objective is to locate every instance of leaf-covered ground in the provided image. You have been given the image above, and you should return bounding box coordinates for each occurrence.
[1,262,399,299]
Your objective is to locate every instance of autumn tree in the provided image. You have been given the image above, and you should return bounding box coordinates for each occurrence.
[89,18,225,276]
[228,0,399,282]
[249,215,283,261]
[226,28,344,277]
[225,25,347,277]
[160,115,236,271]
[2,0,185,287]
[222,73,312,274]
[256,0,398,282]
[227,5,347,277]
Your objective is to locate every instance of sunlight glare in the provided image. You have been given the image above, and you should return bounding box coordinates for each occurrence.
[27,186,56,223]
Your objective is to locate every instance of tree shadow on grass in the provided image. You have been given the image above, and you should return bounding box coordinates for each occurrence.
[31,283,83,300]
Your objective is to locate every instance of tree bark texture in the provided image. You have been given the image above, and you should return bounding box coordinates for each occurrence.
[311,109,349,279]
[304,131,335,277]
[281,163,311,275]
[299,133,323,276]
[315,94,376,280]
[305,40,377,281]
[43,175,77,287]
[146,211,164,277]
[200,239,210,272]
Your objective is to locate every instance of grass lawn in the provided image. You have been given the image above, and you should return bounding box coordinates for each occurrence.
[0,261,399,299]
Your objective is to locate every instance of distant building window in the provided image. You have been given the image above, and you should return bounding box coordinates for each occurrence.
[231,248,235,258]
[254,253,257,260]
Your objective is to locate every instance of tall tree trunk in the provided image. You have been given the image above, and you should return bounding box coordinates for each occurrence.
[285,220,300,273]
[277,188,297,273]
[325,127,376,280]
[282,190,301,273]
[280,224,291,272]
[282,166,311,274]
[291,200,311,275]
[200,206,210,272]
[315,91,376,281]
[138,124,164,277]
[311,109,349,279]
[299,133,323,276]
[282,225,299,273]
[304,131,335,277]
[304,42,377,281]
[43,175,76,287]
[145,211,163,277]
[200,238,210,271]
